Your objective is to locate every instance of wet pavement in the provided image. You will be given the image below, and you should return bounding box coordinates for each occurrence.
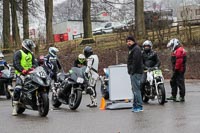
[0,80,200,133]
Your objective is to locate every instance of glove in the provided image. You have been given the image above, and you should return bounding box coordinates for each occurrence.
[22,70,28,75]
[29,67,34,71]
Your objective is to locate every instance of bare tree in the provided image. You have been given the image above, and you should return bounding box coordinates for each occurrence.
[3,0,11,49]
[44,0,54,46]
[135,0,145,38]
[10,0,21,46]
[23,0,29,39]
[81,0,94,44]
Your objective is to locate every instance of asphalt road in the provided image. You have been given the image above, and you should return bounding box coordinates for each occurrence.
[0,80,200,133]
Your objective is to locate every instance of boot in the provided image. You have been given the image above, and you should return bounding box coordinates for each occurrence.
[12,101,18,116]
[86,96,97,108]
[8,85,13,97]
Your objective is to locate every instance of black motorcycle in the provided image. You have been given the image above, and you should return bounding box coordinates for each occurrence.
[51,67,86,110]
[13,66,51,117]
[0,68,13,99]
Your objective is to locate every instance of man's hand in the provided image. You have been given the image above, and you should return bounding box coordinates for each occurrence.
[28,67,34,71]
[22,70,28,75]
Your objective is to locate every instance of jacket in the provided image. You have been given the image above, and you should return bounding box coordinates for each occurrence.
[142,50,160,70]
[171,46,187,72]
[127,44,143,75]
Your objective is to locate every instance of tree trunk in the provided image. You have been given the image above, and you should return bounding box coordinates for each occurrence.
[81,0,94,45]
[10,0,21,47]
[135,0,146,39]
[3,0,11,49]
[44,0,54,46]
[23,0,29,39]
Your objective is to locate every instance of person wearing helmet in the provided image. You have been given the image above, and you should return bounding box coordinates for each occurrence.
[74,54,87,68]
[83,46,99,108]
[0,51,9,71]
[126,35,143,112]
[166,38,187,102]
[44,47,61,82]
[12,39,37,116]
[141,40,161,94]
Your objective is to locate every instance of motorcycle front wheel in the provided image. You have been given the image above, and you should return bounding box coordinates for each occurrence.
[38,93,49,117]
[157,84,166,105]
[69,90,82,110]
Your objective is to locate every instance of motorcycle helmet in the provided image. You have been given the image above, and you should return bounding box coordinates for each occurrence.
[49,47,59,57]
[83,46,93,58]
[22,39,36,52]
[78,54,86,64]
[142,40,152,53]
[167,38,180,51]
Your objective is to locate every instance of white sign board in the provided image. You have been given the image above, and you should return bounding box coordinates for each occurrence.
[109,64,133,101]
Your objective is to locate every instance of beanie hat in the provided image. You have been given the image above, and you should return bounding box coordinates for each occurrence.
[126,35,135,42]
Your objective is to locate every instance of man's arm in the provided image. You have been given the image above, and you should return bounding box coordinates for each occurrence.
[13,51,23,72]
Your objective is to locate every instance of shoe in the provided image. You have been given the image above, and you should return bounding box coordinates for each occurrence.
[179,97,185,102]
[167,96,176,101]
[132,108,139,112]
[138,107,144,112]
[86,103,97,108]
[12,101,18,116]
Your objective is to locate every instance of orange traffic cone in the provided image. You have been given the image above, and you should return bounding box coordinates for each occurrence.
[99,97,106,110]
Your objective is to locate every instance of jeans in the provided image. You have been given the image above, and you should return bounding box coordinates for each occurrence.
[13,75,24,101]
[130,74,143,108]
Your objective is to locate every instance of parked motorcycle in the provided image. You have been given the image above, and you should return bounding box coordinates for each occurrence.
[100,68,109,100]
[13,66,51,117]
[0,67,13,99]
[142,68,166,105]
[51,67,86,110]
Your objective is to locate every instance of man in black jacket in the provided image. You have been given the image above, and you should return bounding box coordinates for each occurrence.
[126,35,143,112]
[141,40,161,93]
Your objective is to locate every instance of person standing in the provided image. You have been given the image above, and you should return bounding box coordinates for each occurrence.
[126,35,143,112]
[83,46,99,108]
[166,38,187,102]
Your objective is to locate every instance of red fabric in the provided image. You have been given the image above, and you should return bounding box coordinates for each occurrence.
[171,47,186,72]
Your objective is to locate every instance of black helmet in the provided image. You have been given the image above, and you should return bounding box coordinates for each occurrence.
[22,39,36,52]
[83,46,93,58]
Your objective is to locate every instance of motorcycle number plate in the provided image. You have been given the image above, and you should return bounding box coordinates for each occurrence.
[77,77,84,83]
[153,70,162,77]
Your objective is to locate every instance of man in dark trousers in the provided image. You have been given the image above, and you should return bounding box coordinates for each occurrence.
[167,38,187,102]
[126,35,143,112]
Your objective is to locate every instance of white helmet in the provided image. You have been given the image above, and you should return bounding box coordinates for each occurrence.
[49,47,59,57]
[143,40,153,52]
[167,38,180,51]
[78,54,86,63]
[0,51,4,58]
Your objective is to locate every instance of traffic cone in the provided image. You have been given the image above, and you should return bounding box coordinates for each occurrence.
[99,97,106,110]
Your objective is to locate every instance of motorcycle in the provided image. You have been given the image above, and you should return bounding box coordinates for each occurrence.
[0,67,13,99]
[13,66,51,117]
[142,68,166,105]
[100,68,109,100]
[51,67,86,110]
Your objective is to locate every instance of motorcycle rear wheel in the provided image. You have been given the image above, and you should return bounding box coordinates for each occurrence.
[69,90,82,110]
[38,93,49,117]
[51,92,62,108]
[157,84,166,105]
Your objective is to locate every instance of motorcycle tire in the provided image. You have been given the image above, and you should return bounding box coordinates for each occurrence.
[51,92,62,108]
[4,84,11,99]
[142,92,149,103]
[157,84,166,105]
[17,107,26,114]
[69,90,82,110]
[38,93,49,117]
